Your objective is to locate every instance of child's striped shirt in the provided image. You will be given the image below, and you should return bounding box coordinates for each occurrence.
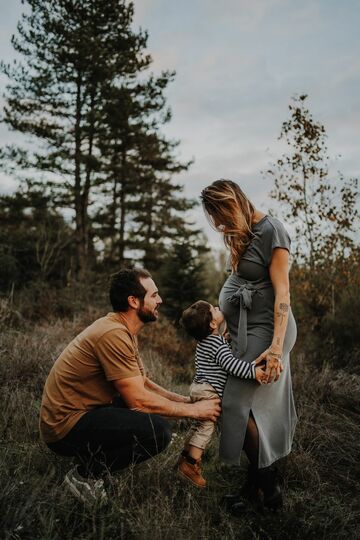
[193,334,256,397]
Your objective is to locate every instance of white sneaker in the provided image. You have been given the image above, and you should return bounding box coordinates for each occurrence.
[63,467,108,507]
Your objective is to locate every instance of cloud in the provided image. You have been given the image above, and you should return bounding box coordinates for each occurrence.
[0,172,18,194]
[1,0,359,251]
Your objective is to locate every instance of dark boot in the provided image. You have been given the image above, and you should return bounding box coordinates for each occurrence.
[244,463,258,496]
[221,464,256,515]
[227,499,247,517]
[255,466,283,511]
[221,492,246,515]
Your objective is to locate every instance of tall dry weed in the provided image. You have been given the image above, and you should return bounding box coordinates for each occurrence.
[1,317,359,539]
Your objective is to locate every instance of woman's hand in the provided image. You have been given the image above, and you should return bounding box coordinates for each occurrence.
[255,348,284,383]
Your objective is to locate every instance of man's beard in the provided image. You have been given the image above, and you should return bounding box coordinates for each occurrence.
[137,302,157,323]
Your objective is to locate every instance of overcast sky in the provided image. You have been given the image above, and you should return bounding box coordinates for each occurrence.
[1,0,359,249]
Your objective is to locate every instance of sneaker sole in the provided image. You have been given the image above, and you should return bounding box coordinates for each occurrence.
[63,476,107,507]
[63,476,92,506]
[177,469,206,489]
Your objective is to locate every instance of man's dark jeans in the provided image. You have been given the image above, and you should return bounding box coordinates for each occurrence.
[47,397,172,478]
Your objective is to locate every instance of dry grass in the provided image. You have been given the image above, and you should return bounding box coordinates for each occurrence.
[1,314,359,540]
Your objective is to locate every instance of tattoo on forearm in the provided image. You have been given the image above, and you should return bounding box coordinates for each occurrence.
[276,303,289,325]
[276,337,280,346]
[269,351,281,358]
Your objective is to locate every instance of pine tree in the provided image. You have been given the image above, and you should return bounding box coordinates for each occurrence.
[157,231,210,323]
[1,0,155,277]
[2,0,194,276]
[0,184,73,290]
[94,76,192,268]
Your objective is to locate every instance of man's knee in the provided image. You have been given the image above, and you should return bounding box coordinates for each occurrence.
[152,415,172,452]
[143,415,172,455]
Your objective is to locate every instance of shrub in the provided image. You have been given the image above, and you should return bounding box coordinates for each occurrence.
[1,318,359,539]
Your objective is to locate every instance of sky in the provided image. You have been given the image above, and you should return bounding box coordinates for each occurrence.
[1,0,359,249]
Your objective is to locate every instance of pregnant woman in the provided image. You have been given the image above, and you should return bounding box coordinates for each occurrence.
[201,179,297,511]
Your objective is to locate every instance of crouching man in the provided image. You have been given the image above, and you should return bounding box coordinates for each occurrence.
[39,268,221,506]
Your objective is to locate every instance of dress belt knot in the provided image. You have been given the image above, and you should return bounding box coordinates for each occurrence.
[227,279,272,357]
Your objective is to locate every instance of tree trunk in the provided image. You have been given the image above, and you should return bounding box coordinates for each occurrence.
[118,149,127,265]
[302,161,315,270]
[80,86,97,275]
[109,149,120,261]
[74,71,86,280]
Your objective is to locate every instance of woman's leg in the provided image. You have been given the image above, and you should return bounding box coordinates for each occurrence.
[242,412,282,510]
[222,412,259,514]
[238,412,282,510]
[243,411,259,466]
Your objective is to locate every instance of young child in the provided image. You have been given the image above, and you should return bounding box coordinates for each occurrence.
[178,300,266,488]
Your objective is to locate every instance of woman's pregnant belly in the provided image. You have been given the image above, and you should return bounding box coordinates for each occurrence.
[219,275,297,362]
[283,309,297,355]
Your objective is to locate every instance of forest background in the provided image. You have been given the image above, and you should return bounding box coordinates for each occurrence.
[0,1,359,539]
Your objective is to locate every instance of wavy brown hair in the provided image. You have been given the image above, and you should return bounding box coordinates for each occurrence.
[201,179,255,272]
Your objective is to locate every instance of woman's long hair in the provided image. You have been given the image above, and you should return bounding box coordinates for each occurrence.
[201,179,255,272]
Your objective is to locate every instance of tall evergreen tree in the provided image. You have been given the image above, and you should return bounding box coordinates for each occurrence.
[93,79,191,268]
[157,231,211,323]
[2,0,190,277]
[0,184,73,290]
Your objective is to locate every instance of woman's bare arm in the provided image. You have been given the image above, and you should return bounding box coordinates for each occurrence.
[269,248,291,353]
[255,248,290,383]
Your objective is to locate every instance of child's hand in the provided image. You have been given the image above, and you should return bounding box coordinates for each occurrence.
[255,366,268,384]
[222,325,231,342]
[254,357,267,384]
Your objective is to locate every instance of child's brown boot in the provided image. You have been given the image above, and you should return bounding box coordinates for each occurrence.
[178,454,206,488]
[174,449,188,470]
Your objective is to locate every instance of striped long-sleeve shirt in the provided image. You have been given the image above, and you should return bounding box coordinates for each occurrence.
[193,334,256,397]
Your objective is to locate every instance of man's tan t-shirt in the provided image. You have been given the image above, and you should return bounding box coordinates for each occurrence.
[39,312,145,443]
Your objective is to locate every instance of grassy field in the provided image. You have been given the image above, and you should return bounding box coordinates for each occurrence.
[1,312,359,540]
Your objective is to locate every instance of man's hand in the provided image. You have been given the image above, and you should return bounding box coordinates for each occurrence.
[114,376,220,419]
[191,398,221,422]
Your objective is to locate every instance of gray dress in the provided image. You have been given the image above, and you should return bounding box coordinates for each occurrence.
[219,215,297,469]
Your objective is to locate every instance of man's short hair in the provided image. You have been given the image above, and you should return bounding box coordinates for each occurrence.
[110,268,152,312]
[180,300,213,341]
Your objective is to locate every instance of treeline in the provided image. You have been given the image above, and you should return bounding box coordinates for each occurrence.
[1,3,359,368]
[0,0,222,319]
